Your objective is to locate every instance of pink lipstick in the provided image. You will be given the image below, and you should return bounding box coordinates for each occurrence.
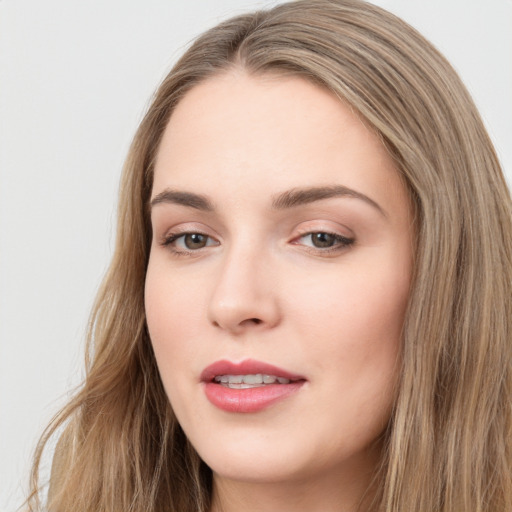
[201,359,305,413]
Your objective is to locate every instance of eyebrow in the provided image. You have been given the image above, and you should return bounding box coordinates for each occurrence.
[150,189,215,211]
[271,185,386,216]
[150,185,386,217]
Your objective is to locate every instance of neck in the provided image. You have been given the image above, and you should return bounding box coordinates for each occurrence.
[209,453,381,512]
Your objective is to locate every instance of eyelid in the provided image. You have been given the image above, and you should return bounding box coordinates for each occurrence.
[166,231,218,246]
[157,221,355,258]
[289,223,355,255]
[160,229,211,245]
[292,230,354,247]
[157,222,221,257]
[159,221,219,242]
[292,221,354,240]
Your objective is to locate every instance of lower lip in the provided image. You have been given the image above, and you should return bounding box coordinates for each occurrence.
[204,381,304,413]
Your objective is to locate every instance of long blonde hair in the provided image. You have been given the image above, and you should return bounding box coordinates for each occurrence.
[27,1,512,511]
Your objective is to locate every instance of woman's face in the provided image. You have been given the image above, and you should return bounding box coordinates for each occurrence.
[145,72,413,487]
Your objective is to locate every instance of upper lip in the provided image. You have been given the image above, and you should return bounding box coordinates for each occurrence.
[200,359,305,382]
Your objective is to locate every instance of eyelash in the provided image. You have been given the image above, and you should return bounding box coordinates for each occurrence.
[160,230,355,257]
[293,231,355,255]
[160,231,216,257]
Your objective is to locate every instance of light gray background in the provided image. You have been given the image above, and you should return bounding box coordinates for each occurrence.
[1,1,511,510]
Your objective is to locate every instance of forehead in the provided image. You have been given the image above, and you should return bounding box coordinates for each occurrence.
[152,71,408,218]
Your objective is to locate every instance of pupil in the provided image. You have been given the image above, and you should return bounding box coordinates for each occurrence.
[185,233,206,249]
[312,232,335,248]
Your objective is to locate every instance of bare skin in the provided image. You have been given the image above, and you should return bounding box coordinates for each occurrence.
[145,70,413,512]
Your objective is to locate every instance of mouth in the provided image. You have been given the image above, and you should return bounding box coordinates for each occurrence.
[201,359,306,413]
[213,373,294,388]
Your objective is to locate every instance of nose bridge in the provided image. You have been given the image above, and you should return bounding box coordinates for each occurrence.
[207,233,280,333]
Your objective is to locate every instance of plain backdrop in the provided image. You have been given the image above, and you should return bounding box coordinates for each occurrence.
[1,0,511,510]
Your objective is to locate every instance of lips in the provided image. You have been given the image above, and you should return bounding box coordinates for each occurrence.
[201,359,305,413]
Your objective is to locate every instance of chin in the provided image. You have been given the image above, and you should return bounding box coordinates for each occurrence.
[204,452,310,484]
[189,428,314,483]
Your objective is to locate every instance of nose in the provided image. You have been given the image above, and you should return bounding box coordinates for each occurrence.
[207,243,281,335]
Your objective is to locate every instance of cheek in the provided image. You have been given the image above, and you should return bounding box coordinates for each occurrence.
[144,258,203,386]
[288,259,409,349]
[285,254,409,407]
[145,257,203,340]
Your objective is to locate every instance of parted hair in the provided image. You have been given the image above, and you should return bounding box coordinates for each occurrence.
[26,1,512,511]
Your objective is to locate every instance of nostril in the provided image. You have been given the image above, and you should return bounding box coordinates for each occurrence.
[211,318,262,329]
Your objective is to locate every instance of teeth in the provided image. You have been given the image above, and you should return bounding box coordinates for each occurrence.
[243,374,263,384]
[213,374,291,387]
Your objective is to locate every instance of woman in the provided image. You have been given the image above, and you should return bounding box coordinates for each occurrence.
[27,0,512,511]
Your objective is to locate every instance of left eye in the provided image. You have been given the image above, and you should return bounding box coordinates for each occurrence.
[298,232,354,249]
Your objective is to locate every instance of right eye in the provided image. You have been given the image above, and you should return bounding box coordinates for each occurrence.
[162,232,219,255]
